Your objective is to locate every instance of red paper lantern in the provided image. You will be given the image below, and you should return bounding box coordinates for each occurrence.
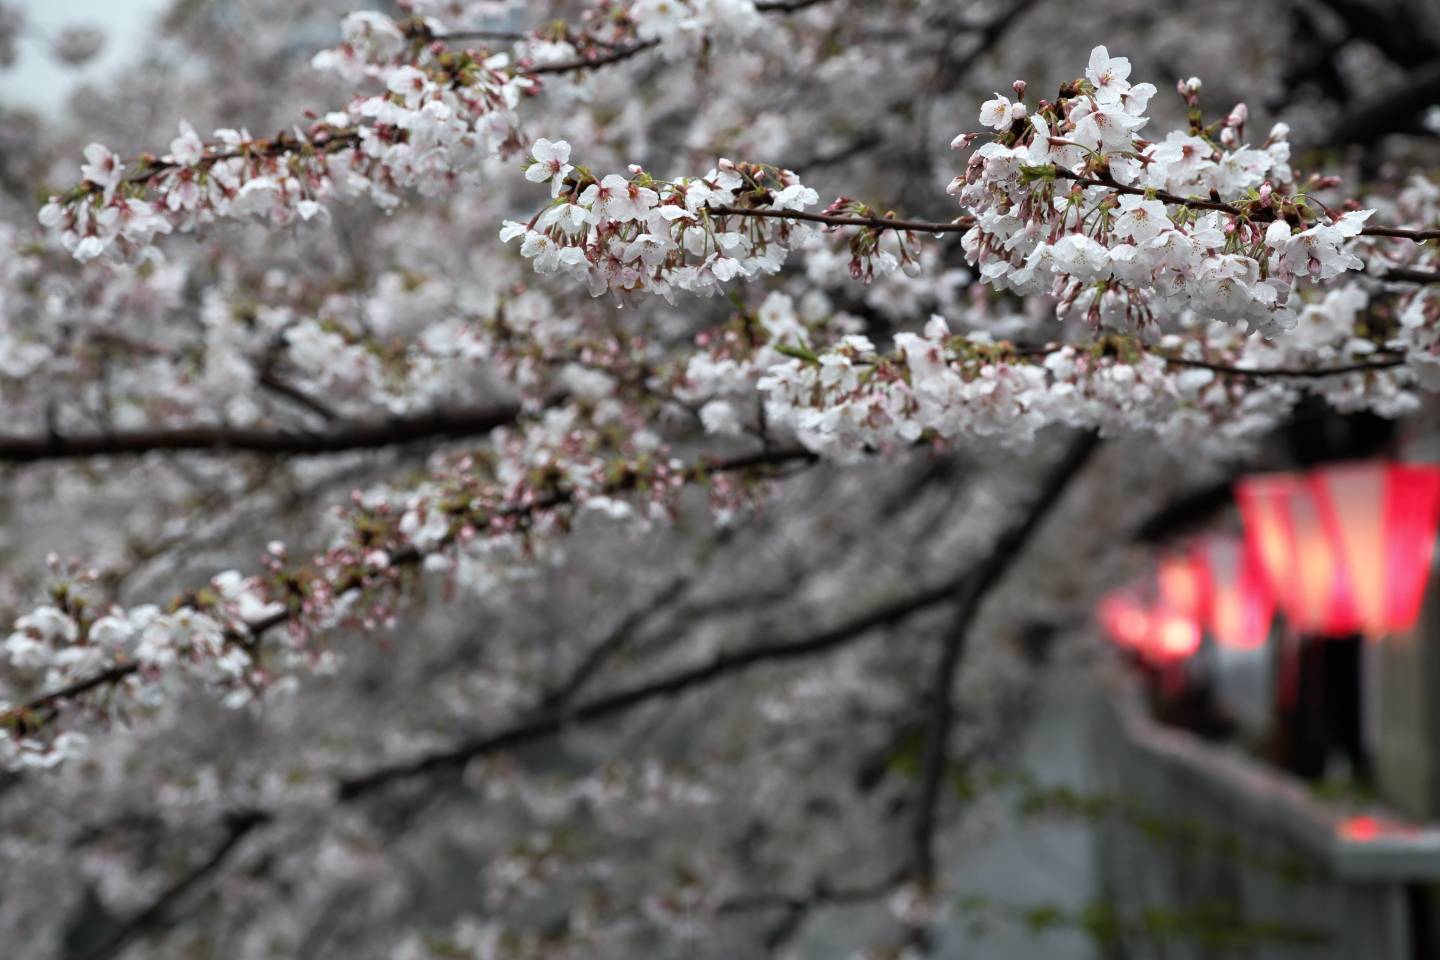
[1236,473,1360,636]
[1158,550,1207,622]
[1150,606,1202,661]
[1098,590,1152,653]
[1311,462,1440,636]
[1197,536,1275,651]
[1098,589,1200,663]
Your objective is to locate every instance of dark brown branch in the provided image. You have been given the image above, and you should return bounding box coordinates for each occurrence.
[717,872,901,948]
[1360,224,1440,241]
[1129,475,1240,545]
[1157,353,1407,379]
[1053,169,1440,242]
[337,562,969,800]
[427,28,529,43]
[528,40,659,75]
[706,205,973,234]
[14,663,137,718]
[1379,266,1440,285]
[255,370,338,421]
[535,573,694,713]
[716,176,1439,244]
[754,0,834,11]
[908,432,1099,889]
[0,405,522,464]
[717,877,899,914]
[68,811,270,960]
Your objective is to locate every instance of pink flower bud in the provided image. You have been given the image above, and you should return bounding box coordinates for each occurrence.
[1012,80,1027,99]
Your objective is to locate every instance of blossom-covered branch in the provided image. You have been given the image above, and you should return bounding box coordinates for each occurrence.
[1,433,816,768]
[37,1,823,262]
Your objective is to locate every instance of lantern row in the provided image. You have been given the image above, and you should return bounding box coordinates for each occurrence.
[1099,461,1440,664]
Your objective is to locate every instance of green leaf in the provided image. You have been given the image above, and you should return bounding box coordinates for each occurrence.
[775,342,820,365]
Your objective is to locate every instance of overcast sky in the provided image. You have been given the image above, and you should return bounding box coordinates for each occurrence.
[7,0,170,113]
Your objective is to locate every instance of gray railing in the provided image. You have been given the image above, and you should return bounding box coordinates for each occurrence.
[1094,680,1440,959]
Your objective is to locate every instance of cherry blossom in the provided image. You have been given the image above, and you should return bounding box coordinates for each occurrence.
[4,5,1440,957]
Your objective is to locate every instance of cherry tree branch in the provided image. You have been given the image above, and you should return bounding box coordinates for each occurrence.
[16,664,137,717]
[1379,265,1440,285]
[4,446,818,727]
[255,370,338,422]
[753,0,837,11]
[908,432,1100,890]
[713,182,1440,244]
[1052,169,1440,242]
[1156,353,1408,378]
[718,874,904,950]
[68,811,270,960]
[0,405,523,464]
[706,204,973,233]
[528,40,660,75]
[534,572,696,713]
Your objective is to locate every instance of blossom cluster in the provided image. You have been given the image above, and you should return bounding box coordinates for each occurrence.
[670,289,859,437]
[1353,175,1440,388]
[0,393,790,768]
[0,569,282,769]
[752,309,1412,458]
[40,11,535,261]
[626,0,767,54]
[952,46,1376,337]
[504,145,820,300]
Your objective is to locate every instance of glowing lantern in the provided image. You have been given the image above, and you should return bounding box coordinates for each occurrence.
[1197,536,1274,651]
[1151,607,1202,661]
[1311,462,1440,636]
[1236,473,1359,636]
[1158,551,1207,622]
[1098,589,1200,663]
[1098,591,1152,652]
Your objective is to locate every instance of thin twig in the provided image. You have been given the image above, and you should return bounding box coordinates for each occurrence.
[1379,266,1440,285]
[1157,353,1407,379]
[529,40,659,75]
[1054,169,1440,242]
[67,811,270,960]
[706,204,973,234]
